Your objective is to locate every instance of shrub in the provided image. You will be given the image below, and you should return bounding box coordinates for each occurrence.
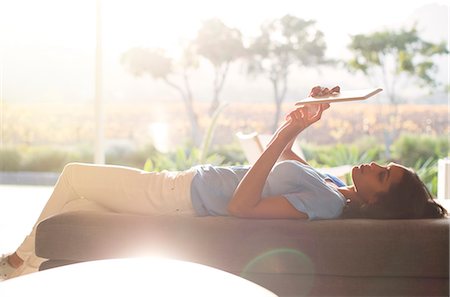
[302,137,384,167]
[391,134,449,167]
[210,142,246,165]
[21,147,70,172]
[105,144,149,168]
[144,146,226,172]
[413,158,438,197]
[0,149,22,171]
[18,145,95,172]
[67,146,94,164]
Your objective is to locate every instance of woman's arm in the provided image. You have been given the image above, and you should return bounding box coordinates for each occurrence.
[227,104,329,219]
[278,138,310,166]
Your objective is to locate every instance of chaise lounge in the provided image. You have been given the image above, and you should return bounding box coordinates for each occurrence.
[35,210,449,296]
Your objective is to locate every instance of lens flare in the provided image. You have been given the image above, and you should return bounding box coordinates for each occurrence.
[242,248,315,295]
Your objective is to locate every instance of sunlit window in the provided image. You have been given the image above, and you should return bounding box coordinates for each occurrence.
[0,0,448,196]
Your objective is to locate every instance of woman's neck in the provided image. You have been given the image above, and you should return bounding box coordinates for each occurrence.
[338,186,363,204]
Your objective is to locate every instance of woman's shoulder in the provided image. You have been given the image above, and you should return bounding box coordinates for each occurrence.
[271,160,324,182]
[275,160,319,174]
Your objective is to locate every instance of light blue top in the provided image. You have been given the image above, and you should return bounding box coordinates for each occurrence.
[190,160,346,220]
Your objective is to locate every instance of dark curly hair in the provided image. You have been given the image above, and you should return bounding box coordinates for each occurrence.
[342,168,448,219]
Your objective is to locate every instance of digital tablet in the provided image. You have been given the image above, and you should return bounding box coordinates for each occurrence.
[295,88,383,105]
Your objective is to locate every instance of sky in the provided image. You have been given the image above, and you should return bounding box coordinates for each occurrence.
[0,0,448,103]
[106,0,447,54]
[2,0,448,54]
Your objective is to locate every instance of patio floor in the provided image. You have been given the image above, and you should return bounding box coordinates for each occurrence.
[0,185,52,253]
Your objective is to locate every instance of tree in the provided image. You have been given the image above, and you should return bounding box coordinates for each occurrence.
[193,19,244,115]
[246,15,327,132]
[121,47,202,146]
[347,26,448,157]
[348,26,448,104]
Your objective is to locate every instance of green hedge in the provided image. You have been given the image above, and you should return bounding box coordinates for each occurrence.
[0,149,21,171]
[0,146,92,172]
[0,134,447,196]
[0,142,245,173]
[391,134,449,167]
[1,135,447,172]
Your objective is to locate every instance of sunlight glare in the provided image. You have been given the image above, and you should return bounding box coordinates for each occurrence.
[2,0,447,56]
[149,122,170,153]
[0,257,278,296]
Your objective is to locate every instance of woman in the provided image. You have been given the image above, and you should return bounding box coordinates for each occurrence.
[1,95,447,280]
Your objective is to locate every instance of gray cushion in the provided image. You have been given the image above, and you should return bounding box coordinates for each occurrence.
[36,211,449,279]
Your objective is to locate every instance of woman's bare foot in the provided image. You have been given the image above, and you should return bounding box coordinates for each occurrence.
[7,253,23,269]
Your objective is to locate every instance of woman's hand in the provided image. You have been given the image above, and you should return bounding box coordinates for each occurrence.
[279,103,330,141]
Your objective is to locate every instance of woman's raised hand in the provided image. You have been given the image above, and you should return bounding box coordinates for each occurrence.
[286,103,330,122]
[280,103,330,139]
[273,84,334,142]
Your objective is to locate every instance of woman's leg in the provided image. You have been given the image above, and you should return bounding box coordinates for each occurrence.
[12,162,196,277]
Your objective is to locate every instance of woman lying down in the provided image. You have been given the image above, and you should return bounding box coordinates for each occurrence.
[1,86,446,280]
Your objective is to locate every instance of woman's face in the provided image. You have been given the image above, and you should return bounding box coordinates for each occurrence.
[351,162,407,204]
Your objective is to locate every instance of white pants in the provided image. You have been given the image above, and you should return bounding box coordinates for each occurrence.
[12,162,196,278]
